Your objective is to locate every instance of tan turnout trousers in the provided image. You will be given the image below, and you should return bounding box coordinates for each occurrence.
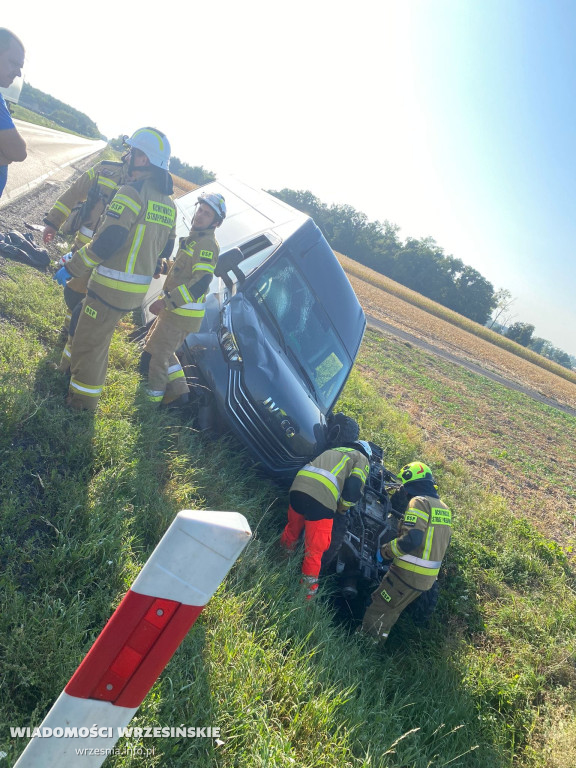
[143,309,191,403]
[67,296,127,411]
[362,572,422,642]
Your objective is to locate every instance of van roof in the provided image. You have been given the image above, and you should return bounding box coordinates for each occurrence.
[175,176,309,250]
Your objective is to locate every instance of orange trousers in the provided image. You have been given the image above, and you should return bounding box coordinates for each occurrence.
[280,504,334,578]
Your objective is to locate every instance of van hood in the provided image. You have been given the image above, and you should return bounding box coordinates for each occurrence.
[230,294,328,456]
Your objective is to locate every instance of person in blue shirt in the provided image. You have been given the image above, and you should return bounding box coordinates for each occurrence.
[0,28,26,198]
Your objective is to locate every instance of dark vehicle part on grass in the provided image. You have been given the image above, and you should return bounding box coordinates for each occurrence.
[321,442,440,630]
[0,230,50,270]
[141,178,366,483]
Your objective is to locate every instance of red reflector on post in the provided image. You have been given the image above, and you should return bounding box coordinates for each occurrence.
[14,510,252,768]
[65,590,203,707]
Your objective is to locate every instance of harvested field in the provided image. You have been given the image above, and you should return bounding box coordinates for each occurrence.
[338,253,576,412]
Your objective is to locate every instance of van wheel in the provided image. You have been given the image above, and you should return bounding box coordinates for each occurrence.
[404,581,440,627]
[326,412,360,445]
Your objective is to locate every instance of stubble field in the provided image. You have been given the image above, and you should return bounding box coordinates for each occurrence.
[338,254,576,557]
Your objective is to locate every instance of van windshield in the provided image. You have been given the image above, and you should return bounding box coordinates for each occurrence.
[247,256,351,411]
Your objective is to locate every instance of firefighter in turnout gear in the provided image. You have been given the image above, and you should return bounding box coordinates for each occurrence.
[361,461,452,642]
[43,158,130,337]
[139,192,225,405]
[54,127,176,411]
[280,441,371,598]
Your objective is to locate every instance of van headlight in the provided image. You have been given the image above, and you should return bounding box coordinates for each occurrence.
[219,306,243,364]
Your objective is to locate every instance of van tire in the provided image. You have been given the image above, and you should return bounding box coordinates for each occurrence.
[327,412,360,446]
[404,581,440,627]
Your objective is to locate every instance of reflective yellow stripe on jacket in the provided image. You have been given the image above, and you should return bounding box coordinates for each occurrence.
[297,455,351,503]
[91,265,153,294]
[171,299,207,318]
[391,503,451,579]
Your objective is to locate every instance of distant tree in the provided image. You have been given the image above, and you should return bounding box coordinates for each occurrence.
[552,350,573,369]
[449,265,496,325]
[20,83,101,139]
[528,336,548,355]
[268,189,327,223]
[168,156,215,185]
[505,322,535,347]
[268,187,496,324]
[488,288,516,329]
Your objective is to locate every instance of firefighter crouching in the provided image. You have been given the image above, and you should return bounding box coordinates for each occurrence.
[280,441,371,598]
[43,156,130,338]
[139,192,226,406]
[361,461,452,643]
[52,127,176,411]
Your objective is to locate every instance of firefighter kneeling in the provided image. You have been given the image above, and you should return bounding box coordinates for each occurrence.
[361,461,451,643]
[280,441,371,599]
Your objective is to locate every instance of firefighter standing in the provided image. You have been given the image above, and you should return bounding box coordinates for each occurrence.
[43,155,130,340]
[53,127,176,411]
[139,192,226,406]
[361,461,452,642]
[280,441,371,598]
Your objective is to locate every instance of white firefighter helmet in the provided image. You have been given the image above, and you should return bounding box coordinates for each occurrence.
[125,127,171,169]
[197,192,227,223]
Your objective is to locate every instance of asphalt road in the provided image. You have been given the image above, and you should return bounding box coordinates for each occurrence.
[0,120,106,207]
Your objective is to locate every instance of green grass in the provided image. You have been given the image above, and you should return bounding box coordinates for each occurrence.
[1,264,575,767]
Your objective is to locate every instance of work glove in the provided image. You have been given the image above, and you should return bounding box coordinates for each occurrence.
[56,251,73,269]
[53,265,71,287]
[375,549,384,564]
[391,486,409,515]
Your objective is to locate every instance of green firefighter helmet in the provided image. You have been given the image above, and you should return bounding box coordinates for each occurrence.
[398,461,434,485]
[125,127,171,169]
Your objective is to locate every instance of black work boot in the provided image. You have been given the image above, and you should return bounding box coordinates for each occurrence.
[160,392,190,409]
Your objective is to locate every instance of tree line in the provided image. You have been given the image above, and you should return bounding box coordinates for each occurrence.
[268,189,574,370]
[20,83,101,139]
[268,189,495,325]
[501,323,574,369]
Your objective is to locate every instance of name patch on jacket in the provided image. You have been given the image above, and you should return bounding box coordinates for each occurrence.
[431,507,452,526]
[200,250,214,260]
[146,201,176,227]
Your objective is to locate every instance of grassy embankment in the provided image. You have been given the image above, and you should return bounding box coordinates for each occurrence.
[10,104,95,139]
[1,263,575,767]
[337,253,576,387]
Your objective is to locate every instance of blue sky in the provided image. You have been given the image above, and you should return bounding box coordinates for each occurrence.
[4,1,576,355]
